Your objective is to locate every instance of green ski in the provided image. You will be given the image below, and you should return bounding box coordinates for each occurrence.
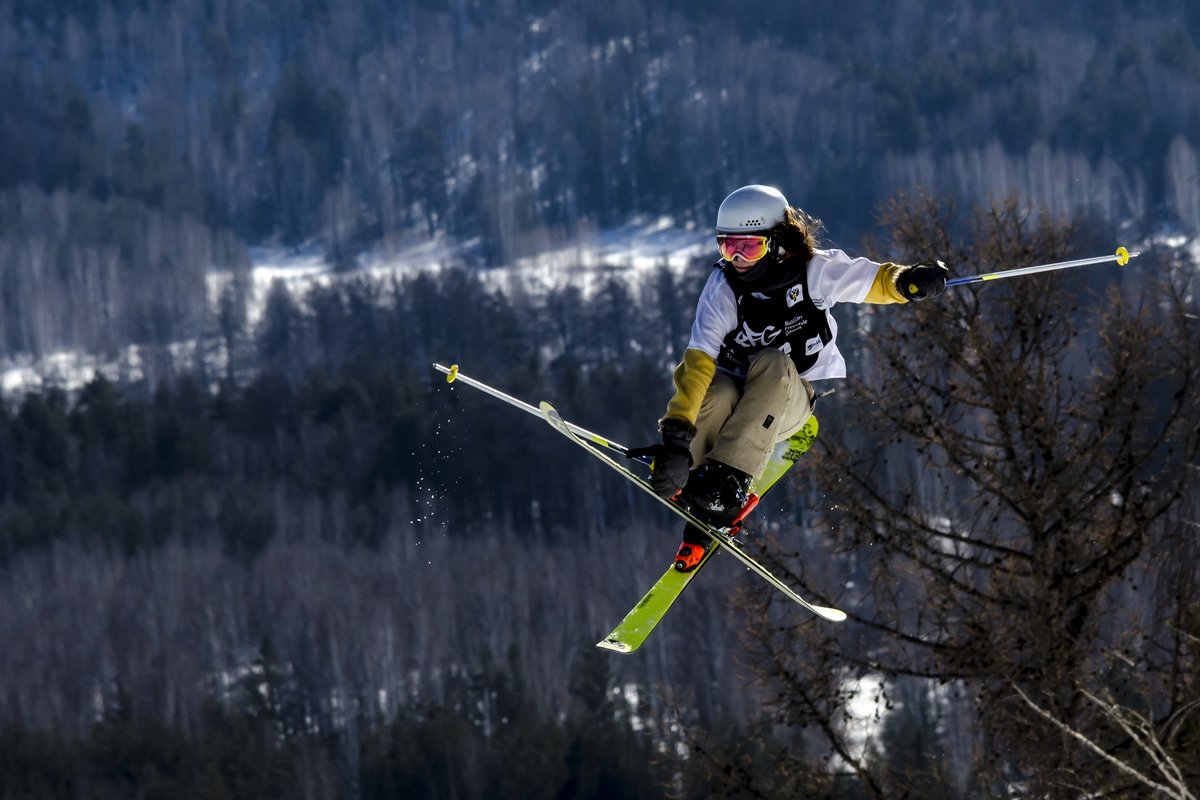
[537,402,846,638]
[431,364,846,655]
[595,418,819,653]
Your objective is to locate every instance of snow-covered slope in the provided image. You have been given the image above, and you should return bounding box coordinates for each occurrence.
[2,225,1193,396]
[2,220,710,395]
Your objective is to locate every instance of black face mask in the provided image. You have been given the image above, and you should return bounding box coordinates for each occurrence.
[719,252,806,291]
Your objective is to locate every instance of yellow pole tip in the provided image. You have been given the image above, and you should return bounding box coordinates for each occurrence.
[446,364,459,383]
[1115,246,1130,266]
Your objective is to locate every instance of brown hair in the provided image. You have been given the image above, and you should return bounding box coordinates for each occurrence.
[771,206,823,262]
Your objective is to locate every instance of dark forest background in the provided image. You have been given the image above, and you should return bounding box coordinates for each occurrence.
[1,1,1199,798]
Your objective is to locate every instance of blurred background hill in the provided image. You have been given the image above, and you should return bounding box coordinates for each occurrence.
[0,1,1198,798]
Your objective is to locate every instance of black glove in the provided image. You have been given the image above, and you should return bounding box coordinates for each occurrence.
[898,260,949,301]
[627,417,695,499]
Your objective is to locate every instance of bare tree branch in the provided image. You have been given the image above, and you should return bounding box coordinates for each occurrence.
[1008,682,1190,799]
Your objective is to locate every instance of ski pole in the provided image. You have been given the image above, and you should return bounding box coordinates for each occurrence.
[946,246,1138,287]
[433,363,637,458]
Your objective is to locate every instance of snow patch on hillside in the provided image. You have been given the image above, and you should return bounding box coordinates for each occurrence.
[205,218,709,328]
[1,348,144,395]
[4,225,1193,397]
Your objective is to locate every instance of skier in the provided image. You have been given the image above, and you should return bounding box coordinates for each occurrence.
[632,185,947,570]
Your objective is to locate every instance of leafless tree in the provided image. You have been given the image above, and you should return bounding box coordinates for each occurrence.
[700,193,1200,797]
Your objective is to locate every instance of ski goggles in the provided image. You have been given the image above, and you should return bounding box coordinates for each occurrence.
[716,234,771,262]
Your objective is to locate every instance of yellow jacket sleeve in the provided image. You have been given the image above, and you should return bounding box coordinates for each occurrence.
[863,262,910,304]
[662,348,717,426]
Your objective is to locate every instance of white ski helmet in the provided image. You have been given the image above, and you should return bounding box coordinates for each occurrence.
[715,185,789,233]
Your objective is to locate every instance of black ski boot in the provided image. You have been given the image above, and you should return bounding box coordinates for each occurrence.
[676,460,752,531]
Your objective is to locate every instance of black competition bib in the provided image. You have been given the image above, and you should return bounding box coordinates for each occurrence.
[715,262,832,377]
